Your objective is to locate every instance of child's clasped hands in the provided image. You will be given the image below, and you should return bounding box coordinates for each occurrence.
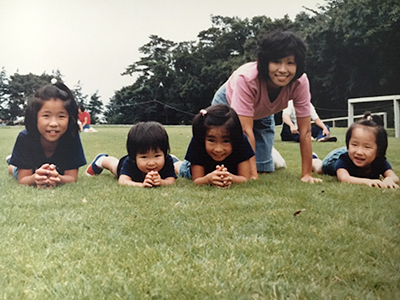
[143,170,162,187]
[207,164,232,188]
[35,163,61,188]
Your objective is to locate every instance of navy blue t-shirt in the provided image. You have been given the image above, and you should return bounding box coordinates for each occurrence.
[117,154,177,182]
[184,134,254,175]
[335,152,392,179]
[10,129,86,175]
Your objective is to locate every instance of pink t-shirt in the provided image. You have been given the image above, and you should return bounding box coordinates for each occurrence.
[225,62,311,120]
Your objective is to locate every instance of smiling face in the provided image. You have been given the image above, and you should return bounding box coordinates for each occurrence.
[205,126,233,162]
[267,55,297,89]
[135,148,165,174]
[37,98,69,147]
[348,126,378,168]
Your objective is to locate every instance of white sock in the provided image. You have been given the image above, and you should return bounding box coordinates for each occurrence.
[95,156,106,168]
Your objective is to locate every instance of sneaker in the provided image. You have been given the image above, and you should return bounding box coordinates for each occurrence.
[272,147,287,169]
[312,152,319,159]
[317,136,337,142]
[170,154,180,164]
[85,153,108,176]
[6,154,11,165]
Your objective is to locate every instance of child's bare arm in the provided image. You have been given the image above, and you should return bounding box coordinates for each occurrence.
[337,168,398,188]
[118,174,146,187]
[381,169,399,188]
[230,160,251,183]
[17,164,76,187]
[148,171,175,186]
[17,169,39,186]
[55,168,78,185]
[191,164,226,187]
[159,176,176,186]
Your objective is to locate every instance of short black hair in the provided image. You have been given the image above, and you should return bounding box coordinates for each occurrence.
[25,80,79,138]
[257,31,307,82]
[126,122,170,160]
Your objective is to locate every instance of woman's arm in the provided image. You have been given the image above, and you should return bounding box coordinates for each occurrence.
[238,115,258,179]
[297,116,322,183]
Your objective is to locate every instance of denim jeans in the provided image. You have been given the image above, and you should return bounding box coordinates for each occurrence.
[211,83,275,172]
[178,160,192,179]
[321,147,347,176]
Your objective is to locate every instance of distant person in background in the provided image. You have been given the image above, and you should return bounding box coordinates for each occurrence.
[78,103,91,131]
[281,100,336,142]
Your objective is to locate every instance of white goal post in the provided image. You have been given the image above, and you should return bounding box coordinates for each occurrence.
[348,95,400,138]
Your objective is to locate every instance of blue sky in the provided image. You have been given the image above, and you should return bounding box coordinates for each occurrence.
[0,0,323,104]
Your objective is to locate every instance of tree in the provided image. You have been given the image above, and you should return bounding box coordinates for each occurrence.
[302,0,400,118]
[107,2,400,124]
[5,73,54,123]
[87,91,103,124]
[0,68,8,120]
[71,81,88,106]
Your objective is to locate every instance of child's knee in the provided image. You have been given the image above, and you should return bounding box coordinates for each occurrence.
[312,159,323,174]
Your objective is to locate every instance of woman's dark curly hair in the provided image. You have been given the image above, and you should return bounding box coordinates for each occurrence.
[257,31,307,82]
[25,80,79,138]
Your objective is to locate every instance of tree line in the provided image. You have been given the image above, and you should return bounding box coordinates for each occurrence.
[0,71,103,125]
[1,0,399,126]
[104,0,400,125]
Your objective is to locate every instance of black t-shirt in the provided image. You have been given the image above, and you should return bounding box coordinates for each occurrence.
[184,134,254,175]
[10,129,86,175]
[118,154,177,182]
[335,152,392,179]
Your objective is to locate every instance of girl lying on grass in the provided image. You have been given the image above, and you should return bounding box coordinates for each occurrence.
[174,104,254,187]
[85,121,177,187]
[312,112,399,188]
[7,79,86,188]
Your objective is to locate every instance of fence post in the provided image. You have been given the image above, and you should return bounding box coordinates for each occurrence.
[394,98,400,138]
[348,101,354,128]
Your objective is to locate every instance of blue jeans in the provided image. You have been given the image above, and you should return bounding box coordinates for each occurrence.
[211,84,275,172]
[321,147,347,176]
[12,166,18,180]
[178,160,192,179]
[312,124,330,140]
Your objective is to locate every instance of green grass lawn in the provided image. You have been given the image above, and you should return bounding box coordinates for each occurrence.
[1,125,399,299]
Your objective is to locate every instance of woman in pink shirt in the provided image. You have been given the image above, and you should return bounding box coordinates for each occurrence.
[212,31,321,183]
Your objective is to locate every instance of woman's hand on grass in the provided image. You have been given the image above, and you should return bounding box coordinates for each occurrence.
[301,174,323,183]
